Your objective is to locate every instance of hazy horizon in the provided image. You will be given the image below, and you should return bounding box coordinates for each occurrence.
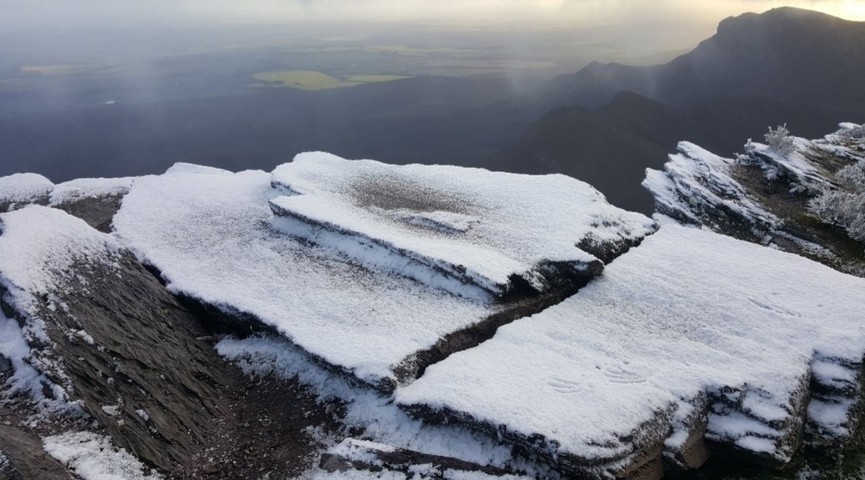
[3,1,865,69]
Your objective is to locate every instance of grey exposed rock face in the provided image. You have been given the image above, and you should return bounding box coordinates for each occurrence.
[0,205,341,478]
[5,251,232,471]
[0,426,71,480]
[52,194,124,233]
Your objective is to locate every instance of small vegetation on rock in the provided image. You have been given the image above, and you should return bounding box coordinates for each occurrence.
[765,124,796,156]
[810,159,865,243]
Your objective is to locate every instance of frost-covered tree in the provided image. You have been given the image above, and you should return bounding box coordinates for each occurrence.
[810,160,865,242]
[765,124,796,156]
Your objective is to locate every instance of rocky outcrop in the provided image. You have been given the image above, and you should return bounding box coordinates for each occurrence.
[644,124,865,276]
[51,194,124,233]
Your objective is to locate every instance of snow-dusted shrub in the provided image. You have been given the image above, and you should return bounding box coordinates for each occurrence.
[736,139,756,165]
[844,123,865,139]
[765,124,796,156]
[809,160,865,242]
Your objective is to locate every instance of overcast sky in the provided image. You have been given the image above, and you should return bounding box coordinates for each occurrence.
[1,0,863,70]
[3,0,864,31]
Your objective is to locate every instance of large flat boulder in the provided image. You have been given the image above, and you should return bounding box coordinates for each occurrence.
[114,159,655,391]
[395,224,865,479]
[271,153,655,299]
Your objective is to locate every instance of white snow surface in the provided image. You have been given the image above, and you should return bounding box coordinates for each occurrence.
[271,153,655,297]
[49,177,135,205]
[396,224,865,465]
[0,173,53,207]
[807,398,855,438]
[0,206,122,316]
[113,165,498,388]
[811,358,859,392]
[0,309,45,398]
[43,431,163,480]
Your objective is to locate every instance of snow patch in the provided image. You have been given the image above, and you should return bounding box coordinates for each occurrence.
[43,431,163,480]
[0,310,45,398]
[49,177,135,205]
[807,397,854,438]
[135,409,150,422]
[0,173,53,209]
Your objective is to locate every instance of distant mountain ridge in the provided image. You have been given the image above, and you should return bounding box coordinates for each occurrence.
[488,7,865,213]
[543,7,865,109]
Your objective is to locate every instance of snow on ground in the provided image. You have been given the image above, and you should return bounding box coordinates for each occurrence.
[0,173,53,209]
[271,153,655,298]
[217,335,547,478]
[113,166,498,390]
[43,431,163,480]
[0,206,120,416]
[0,309,56,406]
[49,177,135,205]
[396,224,865,474]
[0,205,122,319]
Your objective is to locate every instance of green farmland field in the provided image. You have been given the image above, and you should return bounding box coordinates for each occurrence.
[251,70,409,90]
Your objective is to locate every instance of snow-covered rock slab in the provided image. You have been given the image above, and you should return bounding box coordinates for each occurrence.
[0,205,123,401]
[115,164,570,391]
[270,153,655,299]
[396,224,865,478]
[0,173,54,212]
[49,177,135,206]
